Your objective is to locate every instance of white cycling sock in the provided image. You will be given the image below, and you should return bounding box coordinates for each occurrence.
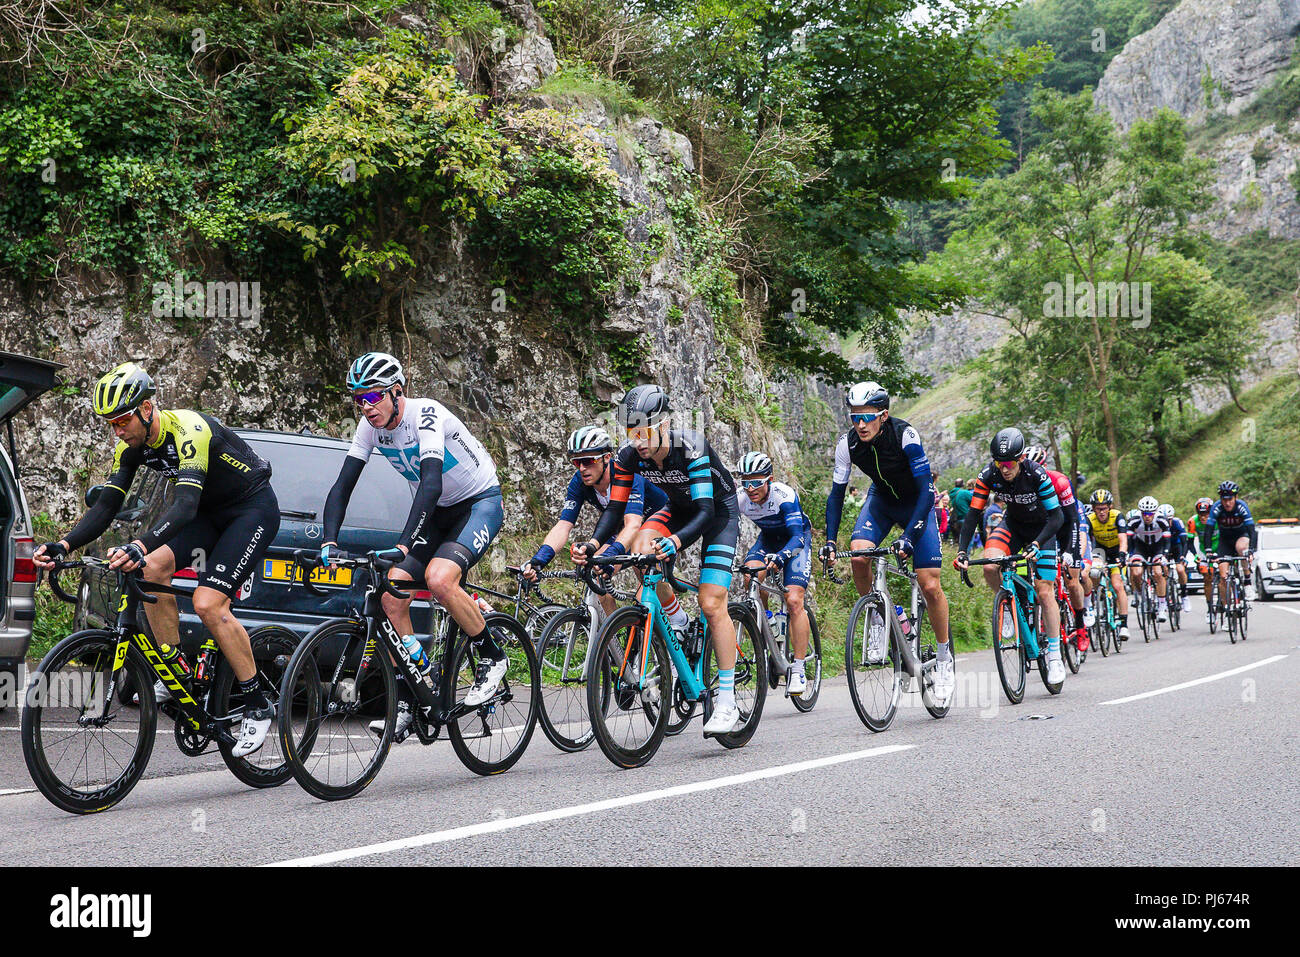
[663,595,689,632]
[791,657,806,676]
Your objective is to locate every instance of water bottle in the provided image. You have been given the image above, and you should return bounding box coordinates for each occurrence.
[772,611,788,643]
[192,638,218,687]
[400,633,431,676]
[894,605,912,637]
[473,592,496,615]
[158,643,192,682]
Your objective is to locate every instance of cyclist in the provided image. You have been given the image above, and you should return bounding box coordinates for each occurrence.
[32,363,279,757]
[1201,480,1258,604]
[1127,495,1171,622]
[1188,496,1218,617]
[954,427,1066,684]
[1024,446,1089,652]
[819,382,953,705]
[1158,503,1190,614]
[1085,489,1131,640]
[734,451,814,698]
[523,426,666,616]
[590,385,745,735]
[320,353,505,742]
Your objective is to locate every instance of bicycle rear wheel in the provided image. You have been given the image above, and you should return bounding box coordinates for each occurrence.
[703,604,768,749]
[790,608,823,713]
[213,624,299,788]
[1059,598,1080,674]
[448,613,540,775]
[845,594,901,731]
[990,589,1025,705]
[587,605,670,767]
[1226,579,1239,644]
[277,618,396,801]
[536,606,596,753]
[665,669,698,736]
[21,630,157,814]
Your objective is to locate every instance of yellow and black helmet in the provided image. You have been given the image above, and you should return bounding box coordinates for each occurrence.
[92,362,156,418]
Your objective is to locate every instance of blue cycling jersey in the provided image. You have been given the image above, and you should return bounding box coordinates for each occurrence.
[557,468,665,527]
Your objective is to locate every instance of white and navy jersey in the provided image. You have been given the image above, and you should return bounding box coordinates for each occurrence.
[736,481,811,552]
[346,397,498,506]
[1128,516,1171,552]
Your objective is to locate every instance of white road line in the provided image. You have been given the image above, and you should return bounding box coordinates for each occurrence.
[1267,604,1300,617]
[1099,655,1288,706]
[0,788,35,796]
[266,743,917,867]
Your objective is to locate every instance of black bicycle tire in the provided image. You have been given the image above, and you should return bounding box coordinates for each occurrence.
[21,629,157,814]
[703,603,768,749]
[790,608,822,713]
[536,606,597,753]
[448,613,540,775]
[586,605,670,768]
[213,624,300,788]
[845,593,901,731]
[990,589,1025,705]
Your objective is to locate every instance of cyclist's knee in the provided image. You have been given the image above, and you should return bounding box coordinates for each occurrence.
[424,562,463,601]
[380,588,410,617]
[784,589,805,615]
[192,587,230,624]
[697,586,727,617]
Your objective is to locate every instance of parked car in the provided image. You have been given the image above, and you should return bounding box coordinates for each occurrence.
[77,427,439,685]
[0,351,63,712]
[1253,520,1300,601]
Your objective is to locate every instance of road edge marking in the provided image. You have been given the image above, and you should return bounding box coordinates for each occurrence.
[1099,655,1288,706]
[265,743,917,866]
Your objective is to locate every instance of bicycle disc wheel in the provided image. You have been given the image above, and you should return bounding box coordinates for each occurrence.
[845,594,901,731]
[212,624,299,788]
[21,630,157,814]
[448,613,540,775]
[703,604,768,749]
[790,608,823,713]
[586,605,670,768]
[536,606,596,753]
[990,589,1025,705]
[277,618,396,801]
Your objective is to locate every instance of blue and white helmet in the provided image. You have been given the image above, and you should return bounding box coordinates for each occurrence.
[346,352,405,392]
[737,451,773,476]
[567,426,614,456]
[846,381,889,410]
[1157,504,1175,520]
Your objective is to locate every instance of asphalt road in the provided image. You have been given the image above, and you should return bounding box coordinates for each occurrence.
[2,594,1297,866]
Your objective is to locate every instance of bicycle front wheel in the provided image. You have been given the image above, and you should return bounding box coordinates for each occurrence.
[277,619,395,801]
[587,605,670,768]
[213,624,299,789]
[845,594,901,731]
[21,629,157,814]
[704,604,768,749]
[536,606,596,753]
[990,589,1025,705]
[448,613,540,775]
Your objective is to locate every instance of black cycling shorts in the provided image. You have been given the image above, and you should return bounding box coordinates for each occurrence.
[397,488,503,579]
[161,486,280,600]
[642,502,740,589]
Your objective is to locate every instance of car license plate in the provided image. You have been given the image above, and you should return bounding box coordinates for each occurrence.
[262,558,353,588]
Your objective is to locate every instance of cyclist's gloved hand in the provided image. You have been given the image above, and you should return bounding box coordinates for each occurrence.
[1023,541,1040,564]
[891,538,914,562]
[654,536,677,560]
[108,541,146,570]
[320,542,339,567]
[35,541,67,568]
[1060,550,1073,568]
[818,541,837,562]
[954,550,969,570]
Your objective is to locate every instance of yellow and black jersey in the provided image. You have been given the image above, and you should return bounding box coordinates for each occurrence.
[105,409,271,512]
[1086,509,1127,549]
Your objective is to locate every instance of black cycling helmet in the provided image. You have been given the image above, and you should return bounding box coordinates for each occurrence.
[1090,488,1113,506]
[990,427,1025,461]
[619,384,671,431]
[1218,480,1239,497]
[93,363,157,420]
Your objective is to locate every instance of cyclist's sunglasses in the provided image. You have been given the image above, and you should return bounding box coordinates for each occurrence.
[740,478,768,489]
[104,411,134,427]
[850,411,882,426]
[625,422,665,440]
[995,459,1019,469]
[571,455,605,468]
[352,390,388,407]
[1220,493,1236,500]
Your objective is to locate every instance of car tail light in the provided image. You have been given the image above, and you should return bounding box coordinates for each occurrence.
[13,538,37,583]
[173,568,198,580]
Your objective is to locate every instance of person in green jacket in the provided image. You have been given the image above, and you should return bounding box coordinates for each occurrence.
[947,479,973,544]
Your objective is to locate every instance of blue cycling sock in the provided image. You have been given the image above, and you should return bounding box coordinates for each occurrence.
[717,668,735,708]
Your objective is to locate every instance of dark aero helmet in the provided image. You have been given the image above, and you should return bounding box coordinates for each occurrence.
[990,427,1025,461]
[93,363,156,419]
[1089,488,1114,506]
[619,384,671,430]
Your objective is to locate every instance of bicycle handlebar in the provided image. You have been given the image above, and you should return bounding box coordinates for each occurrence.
[588,552,692,593]
[293,548,413,600]
[43,556,167,606]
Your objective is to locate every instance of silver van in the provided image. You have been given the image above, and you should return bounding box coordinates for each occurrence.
[0,351,62,711]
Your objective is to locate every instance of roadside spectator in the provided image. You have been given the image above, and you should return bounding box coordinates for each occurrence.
[948,478,973,545]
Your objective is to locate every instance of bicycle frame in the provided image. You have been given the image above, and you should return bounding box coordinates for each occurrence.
[743,572,796,676]
[837,549,929,678]
[630,567,708,702]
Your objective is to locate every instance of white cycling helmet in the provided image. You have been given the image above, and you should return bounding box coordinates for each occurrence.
[347,352,405,392]
[845,381,889,410]
[1024,445,1047,465]
[567,426,614,456]
[1156,504,1175,520]
[1138,495,1159,512]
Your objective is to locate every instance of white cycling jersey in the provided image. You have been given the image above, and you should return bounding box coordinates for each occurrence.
[347,397,498,506]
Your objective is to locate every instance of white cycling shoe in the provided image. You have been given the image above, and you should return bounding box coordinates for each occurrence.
[787,671,807,697]
[1083,607,1096,627]
[369,701,415,742]
[1156,606,1168,622]
[465,656,509,707]
[1181,596,1190,613]
[932,659,955,706]
[1245,585,1257,602]
[1045,655,1066,686]
[231,704,275,758]
[703,702,740,735]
